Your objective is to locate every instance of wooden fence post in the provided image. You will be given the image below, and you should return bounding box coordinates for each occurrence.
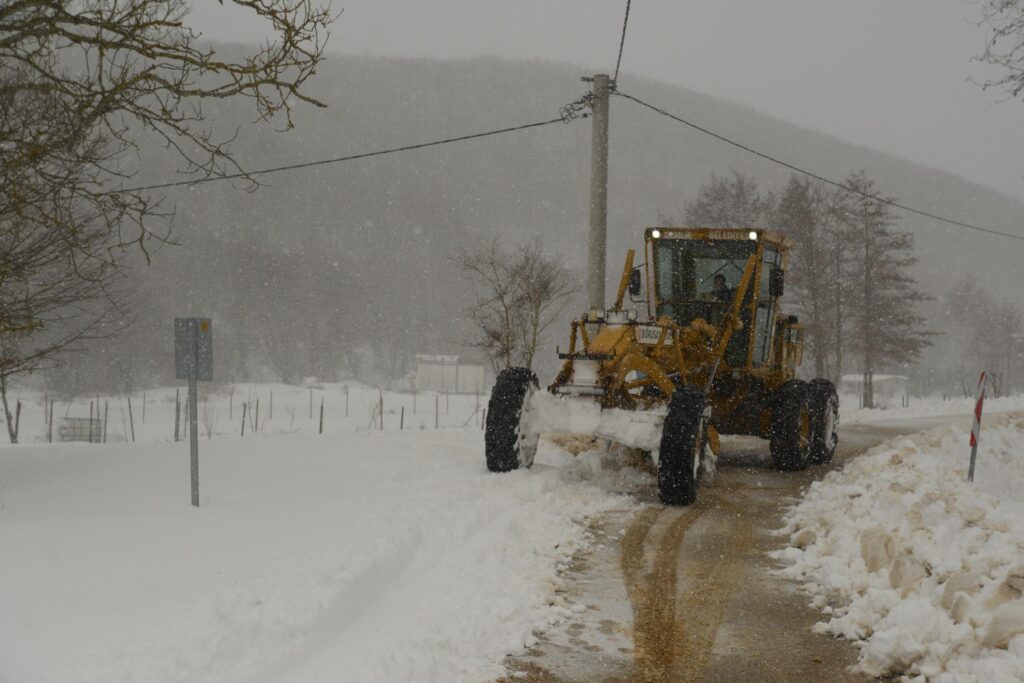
[127,397,136,442]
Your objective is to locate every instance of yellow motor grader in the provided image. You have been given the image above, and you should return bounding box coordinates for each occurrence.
[484,227,839,505]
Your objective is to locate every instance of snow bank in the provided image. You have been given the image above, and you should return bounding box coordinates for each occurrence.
[773,413,1024,681]
[0,430,634,683]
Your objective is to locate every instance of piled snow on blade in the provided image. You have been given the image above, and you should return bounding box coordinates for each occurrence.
[526,392,667,454]
[0,431,634,683]
[773,413,1024,681]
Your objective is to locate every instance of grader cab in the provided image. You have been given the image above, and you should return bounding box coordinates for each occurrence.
[484,227,839,505]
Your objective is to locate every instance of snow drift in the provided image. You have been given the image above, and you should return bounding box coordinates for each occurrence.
[774,413,1024,681]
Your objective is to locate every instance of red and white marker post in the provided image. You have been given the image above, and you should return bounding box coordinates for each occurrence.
[968,371,988,482]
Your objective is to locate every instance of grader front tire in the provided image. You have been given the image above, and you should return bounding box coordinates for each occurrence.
[658,386,708,506]
[770,380,812,471]
[485,368,539,473]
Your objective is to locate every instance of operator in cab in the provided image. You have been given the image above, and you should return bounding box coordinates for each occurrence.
[708,273,733,303]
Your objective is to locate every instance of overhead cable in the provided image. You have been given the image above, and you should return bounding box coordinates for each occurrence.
[613,0,632,85]
[614,90,1024,242]
[119,114,578,194]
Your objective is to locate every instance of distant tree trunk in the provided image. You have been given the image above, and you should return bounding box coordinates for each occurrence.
[861,223,875,409]
[0,376,17,444]
[832,238,844,387]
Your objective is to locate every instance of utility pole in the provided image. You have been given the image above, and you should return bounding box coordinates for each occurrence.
[584,73,611,313]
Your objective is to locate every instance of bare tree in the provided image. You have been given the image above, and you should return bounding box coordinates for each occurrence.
[948,274,1024,396]
[679,171,775,228]
[0,0,334,398]
[512,243,576,370]
[455,242,523,373]
[455,240,576,373]
[773,175,847,382]
[975,1,1024,101]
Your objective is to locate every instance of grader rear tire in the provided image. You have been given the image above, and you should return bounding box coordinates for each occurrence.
[770,380,812,471]
[808,379,839,464]
[658,386,708,506]
[485,368,539,473]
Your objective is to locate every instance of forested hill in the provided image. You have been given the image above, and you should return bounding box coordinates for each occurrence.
[72,53,1024,390]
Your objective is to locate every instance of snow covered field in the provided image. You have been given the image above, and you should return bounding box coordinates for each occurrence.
[6,382,490,445]
[6,381,1024,682]
[840,392,1024,425]
[775,412,1024,681]
[0,421,638,682]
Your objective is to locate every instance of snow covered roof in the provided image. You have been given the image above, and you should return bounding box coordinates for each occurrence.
[415,354,459,364]
[840,374,908,382]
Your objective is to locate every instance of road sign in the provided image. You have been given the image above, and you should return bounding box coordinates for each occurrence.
[174,318,212,381]
[174,318,212,507]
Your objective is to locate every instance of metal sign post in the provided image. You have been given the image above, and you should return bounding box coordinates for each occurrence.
[174,318,212,506]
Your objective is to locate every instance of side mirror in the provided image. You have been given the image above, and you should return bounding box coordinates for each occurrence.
[628,268,642,297]
[769,267,785,297]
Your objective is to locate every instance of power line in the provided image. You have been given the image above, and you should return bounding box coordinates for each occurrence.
[119,115,573,194]
[613,0,632,85]
[614,90,1024,243]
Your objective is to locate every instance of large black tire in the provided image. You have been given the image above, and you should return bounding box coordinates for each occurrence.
[808,378,839,464]
[485,368,539,473]
[658,386,708,506]
[770,380,812,471]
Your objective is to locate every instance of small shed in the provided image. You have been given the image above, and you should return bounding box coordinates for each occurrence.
[840,374,908,397]
[415,355,487,394]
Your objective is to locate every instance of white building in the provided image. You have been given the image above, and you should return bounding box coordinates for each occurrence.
[415,355,487,394]
[840,374,908,398]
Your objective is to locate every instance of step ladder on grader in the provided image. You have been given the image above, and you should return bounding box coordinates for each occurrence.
[484,227,839,505]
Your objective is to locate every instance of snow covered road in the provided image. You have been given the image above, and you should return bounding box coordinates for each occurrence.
[5,398,1022,683]
[0,430,635,683]
[504,414,1004,682]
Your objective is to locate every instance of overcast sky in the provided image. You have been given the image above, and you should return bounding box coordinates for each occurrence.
[189,0,1024,203]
